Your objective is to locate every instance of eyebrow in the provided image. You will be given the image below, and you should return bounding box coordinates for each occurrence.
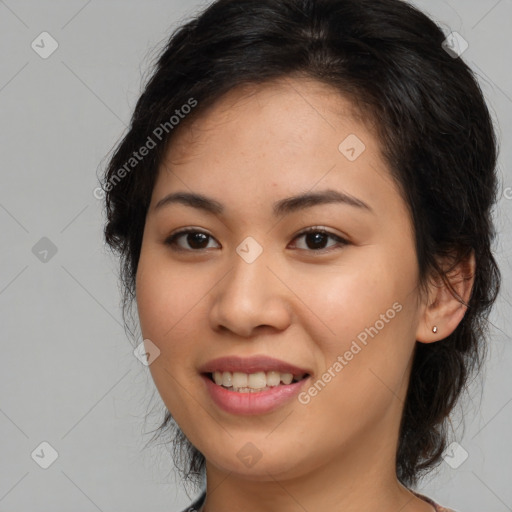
[153,188,373,216]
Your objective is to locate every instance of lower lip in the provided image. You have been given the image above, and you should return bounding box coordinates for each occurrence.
[201,374,309,415]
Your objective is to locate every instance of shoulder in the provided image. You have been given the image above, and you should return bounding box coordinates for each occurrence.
[432,504,459,512]
[435,505,459,512]
[177,490,206,512]
[177,490,459,512]
[412,490,459,512]
[433,504,459,512]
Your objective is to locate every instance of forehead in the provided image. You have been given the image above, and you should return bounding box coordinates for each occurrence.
[166,77,376,164]
[151,77,397,218]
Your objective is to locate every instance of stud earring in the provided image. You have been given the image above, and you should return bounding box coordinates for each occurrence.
[432,326,438,333]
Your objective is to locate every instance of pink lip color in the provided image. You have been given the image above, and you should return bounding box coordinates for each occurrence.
[201,374,310,415]
[198,355,310,376]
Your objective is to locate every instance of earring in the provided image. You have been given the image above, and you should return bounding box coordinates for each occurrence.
[432,326,438,333]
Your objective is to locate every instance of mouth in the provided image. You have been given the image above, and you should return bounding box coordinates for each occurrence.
[198,355,312,409]
[204,370,310,393]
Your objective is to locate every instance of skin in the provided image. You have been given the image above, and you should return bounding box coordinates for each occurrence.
[135,77,474,512]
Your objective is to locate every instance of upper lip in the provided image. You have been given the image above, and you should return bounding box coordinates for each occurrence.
[198,355,311,377]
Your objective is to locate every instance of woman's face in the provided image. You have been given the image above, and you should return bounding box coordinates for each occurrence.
[136,77,426,481]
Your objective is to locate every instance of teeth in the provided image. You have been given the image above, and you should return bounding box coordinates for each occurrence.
[248,371,266,388]
[211,370,304,391]
[266,370,280,387]
[213,372,223,385]
[222,371,232,387]
[281,373,293,385]
[232,372,248,388]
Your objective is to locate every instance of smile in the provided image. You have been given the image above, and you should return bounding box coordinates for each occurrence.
[208,370,308,393]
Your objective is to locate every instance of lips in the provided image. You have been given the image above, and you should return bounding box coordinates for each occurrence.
[198,355,311,376]
[198,355,312,414]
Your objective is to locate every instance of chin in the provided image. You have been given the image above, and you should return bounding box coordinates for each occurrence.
[204,445,309,481]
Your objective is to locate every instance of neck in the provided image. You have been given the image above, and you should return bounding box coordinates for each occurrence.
[199,429,433,512]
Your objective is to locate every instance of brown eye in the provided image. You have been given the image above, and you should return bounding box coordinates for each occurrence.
[164,226,349,253]
[165,229,220,251]
[291,227,349,252]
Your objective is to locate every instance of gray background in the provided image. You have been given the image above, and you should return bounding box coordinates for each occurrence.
[0,1,511,511]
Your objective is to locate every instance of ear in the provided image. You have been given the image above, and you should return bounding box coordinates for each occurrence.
[416,250,475,343]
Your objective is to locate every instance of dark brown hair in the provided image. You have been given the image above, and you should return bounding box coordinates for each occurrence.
[100,0,501,489]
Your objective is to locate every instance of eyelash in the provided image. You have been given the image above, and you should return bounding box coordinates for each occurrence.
[164,226,350,254]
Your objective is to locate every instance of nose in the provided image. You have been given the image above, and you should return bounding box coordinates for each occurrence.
[208,246,292,338]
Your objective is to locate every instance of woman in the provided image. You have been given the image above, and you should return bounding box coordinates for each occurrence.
[101,0,501,510]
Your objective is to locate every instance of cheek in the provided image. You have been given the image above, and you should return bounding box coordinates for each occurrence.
[294,252,411,351]
[293,249,418,405]
[136,252,205,341]
[136,253,208,420]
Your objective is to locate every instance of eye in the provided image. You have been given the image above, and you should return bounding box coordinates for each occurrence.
[164,228,220,251]
[290,226,349,252]
[164,226,349,253]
